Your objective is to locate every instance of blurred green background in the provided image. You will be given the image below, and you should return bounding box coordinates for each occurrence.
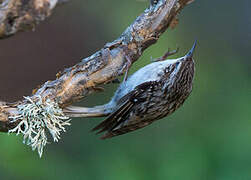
[0,0,251,179]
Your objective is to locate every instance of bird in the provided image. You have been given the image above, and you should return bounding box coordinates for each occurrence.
[64,41,196,139]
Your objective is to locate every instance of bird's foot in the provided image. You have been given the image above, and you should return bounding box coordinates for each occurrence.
[151,47,179,62]
[123,55,132,82]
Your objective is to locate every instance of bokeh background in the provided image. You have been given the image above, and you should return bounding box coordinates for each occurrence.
[0,0,251,179]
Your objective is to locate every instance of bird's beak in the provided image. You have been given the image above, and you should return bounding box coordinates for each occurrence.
[185,40,197,59]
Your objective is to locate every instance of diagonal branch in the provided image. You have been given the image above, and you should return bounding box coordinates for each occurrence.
[0,0,194,132]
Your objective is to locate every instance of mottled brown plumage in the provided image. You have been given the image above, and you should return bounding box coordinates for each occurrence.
[94,42,196,139]
[65,41,196,139]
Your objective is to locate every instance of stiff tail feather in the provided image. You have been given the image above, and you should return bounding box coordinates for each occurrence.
[63,104,110,118]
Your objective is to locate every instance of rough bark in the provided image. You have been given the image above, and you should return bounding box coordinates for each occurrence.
[0,0,194,132]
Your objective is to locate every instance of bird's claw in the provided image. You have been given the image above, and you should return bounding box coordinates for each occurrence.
[152,47,179,62]
[123,55,132,82]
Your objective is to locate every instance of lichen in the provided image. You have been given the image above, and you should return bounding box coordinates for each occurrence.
[8,95,70,157]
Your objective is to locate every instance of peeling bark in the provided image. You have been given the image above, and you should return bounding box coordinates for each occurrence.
[0,0,194,132]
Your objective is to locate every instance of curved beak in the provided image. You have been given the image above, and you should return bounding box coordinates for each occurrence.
[186,40,197,59]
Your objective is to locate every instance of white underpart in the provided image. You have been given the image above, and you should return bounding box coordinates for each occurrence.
[49,0,58,9]
[109,57,184,105]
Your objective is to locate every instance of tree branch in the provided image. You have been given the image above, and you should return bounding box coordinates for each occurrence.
[0,0,65,38]
[0,0,194,132]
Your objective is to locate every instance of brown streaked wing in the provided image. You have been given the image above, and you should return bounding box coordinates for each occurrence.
[92,81,158,139]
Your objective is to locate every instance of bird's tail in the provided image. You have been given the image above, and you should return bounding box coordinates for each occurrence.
[63,104,111,118]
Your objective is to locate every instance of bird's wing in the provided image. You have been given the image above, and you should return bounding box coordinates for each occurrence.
[92,81,158,139]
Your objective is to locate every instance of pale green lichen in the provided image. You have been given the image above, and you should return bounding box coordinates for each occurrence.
[9,96,71,158]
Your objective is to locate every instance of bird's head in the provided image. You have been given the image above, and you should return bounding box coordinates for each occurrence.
[162,41,196,89]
